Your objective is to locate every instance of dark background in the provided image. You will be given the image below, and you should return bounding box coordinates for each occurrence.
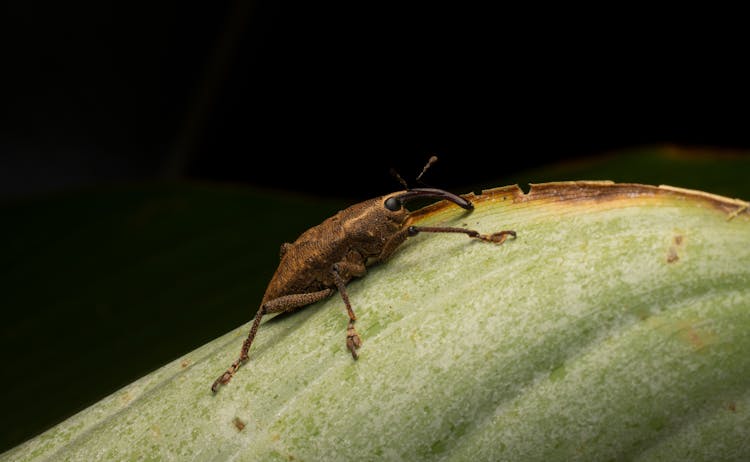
[2,1,749,453]
[3,3,749,201]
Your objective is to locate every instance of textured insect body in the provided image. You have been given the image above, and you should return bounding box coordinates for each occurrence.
[263,194,412,303]
[212,164,516,393]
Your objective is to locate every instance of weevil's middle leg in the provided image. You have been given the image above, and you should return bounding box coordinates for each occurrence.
[211,289,333,393]
[331,264,364,359]
[408,226,516,244]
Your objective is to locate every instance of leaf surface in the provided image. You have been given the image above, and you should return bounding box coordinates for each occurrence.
[4,182,749,461]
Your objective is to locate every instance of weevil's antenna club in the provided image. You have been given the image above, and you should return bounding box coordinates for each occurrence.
[416,155,438,184]
[391,155,440,190]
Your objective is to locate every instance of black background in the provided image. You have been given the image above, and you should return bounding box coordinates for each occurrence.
[3,3,749,201]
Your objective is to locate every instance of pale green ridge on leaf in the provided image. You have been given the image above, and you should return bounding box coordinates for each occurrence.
[3,182,749,462]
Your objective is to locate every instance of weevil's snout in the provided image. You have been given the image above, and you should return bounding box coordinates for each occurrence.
[390,188,474,211]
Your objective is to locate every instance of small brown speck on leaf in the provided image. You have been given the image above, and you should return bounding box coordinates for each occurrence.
[666,248,679,263]
[667,234,684,263]
[687,328,703,349]
[233,417,246,431]
[181,359,190,368]
[728,402,737,412]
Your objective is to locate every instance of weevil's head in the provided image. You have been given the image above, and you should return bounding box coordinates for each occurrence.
[372,157,473,227]
[377,187,474,227]
[340,188,473,259]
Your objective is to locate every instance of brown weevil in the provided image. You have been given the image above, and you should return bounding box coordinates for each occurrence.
[211,158,516,392]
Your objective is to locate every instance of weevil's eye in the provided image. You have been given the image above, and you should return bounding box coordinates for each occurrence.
[384,197,402,211]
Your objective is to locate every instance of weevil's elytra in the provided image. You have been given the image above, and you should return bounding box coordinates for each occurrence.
[211,158,516,393]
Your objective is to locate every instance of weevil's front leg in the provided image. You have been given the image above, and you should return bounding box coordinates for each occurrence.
[375,227,410,263]
[408,225,516,244]
[331,262,366,359]
[211,288,333,393]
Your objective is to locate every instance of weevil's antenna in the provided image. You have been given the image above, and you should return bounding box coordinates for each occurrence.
[416,155,438,183]
[390,168,410,190]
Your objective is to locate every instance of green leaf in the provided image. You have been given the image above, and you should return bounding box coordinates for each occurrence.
[3,182,749,461]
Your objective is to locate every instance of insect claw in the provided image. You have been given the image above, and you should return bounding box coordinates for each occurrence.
[347,322,362,359]
[211,373,230,393]
[211,357,247,392]
[348,344,359,359]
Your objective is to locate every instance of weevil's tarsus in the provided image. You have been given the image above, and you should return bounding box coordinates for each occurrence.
[211,306,264,393]
[347,320,362,357]
[332,264,362,359]
[409,226,516,245]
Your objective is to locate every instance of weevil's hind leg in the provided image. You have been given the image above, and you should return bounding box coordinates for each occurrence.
[408,226,516,244]
[211,288,333,393]
[331,263,366,359]
[212,306,265,393]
